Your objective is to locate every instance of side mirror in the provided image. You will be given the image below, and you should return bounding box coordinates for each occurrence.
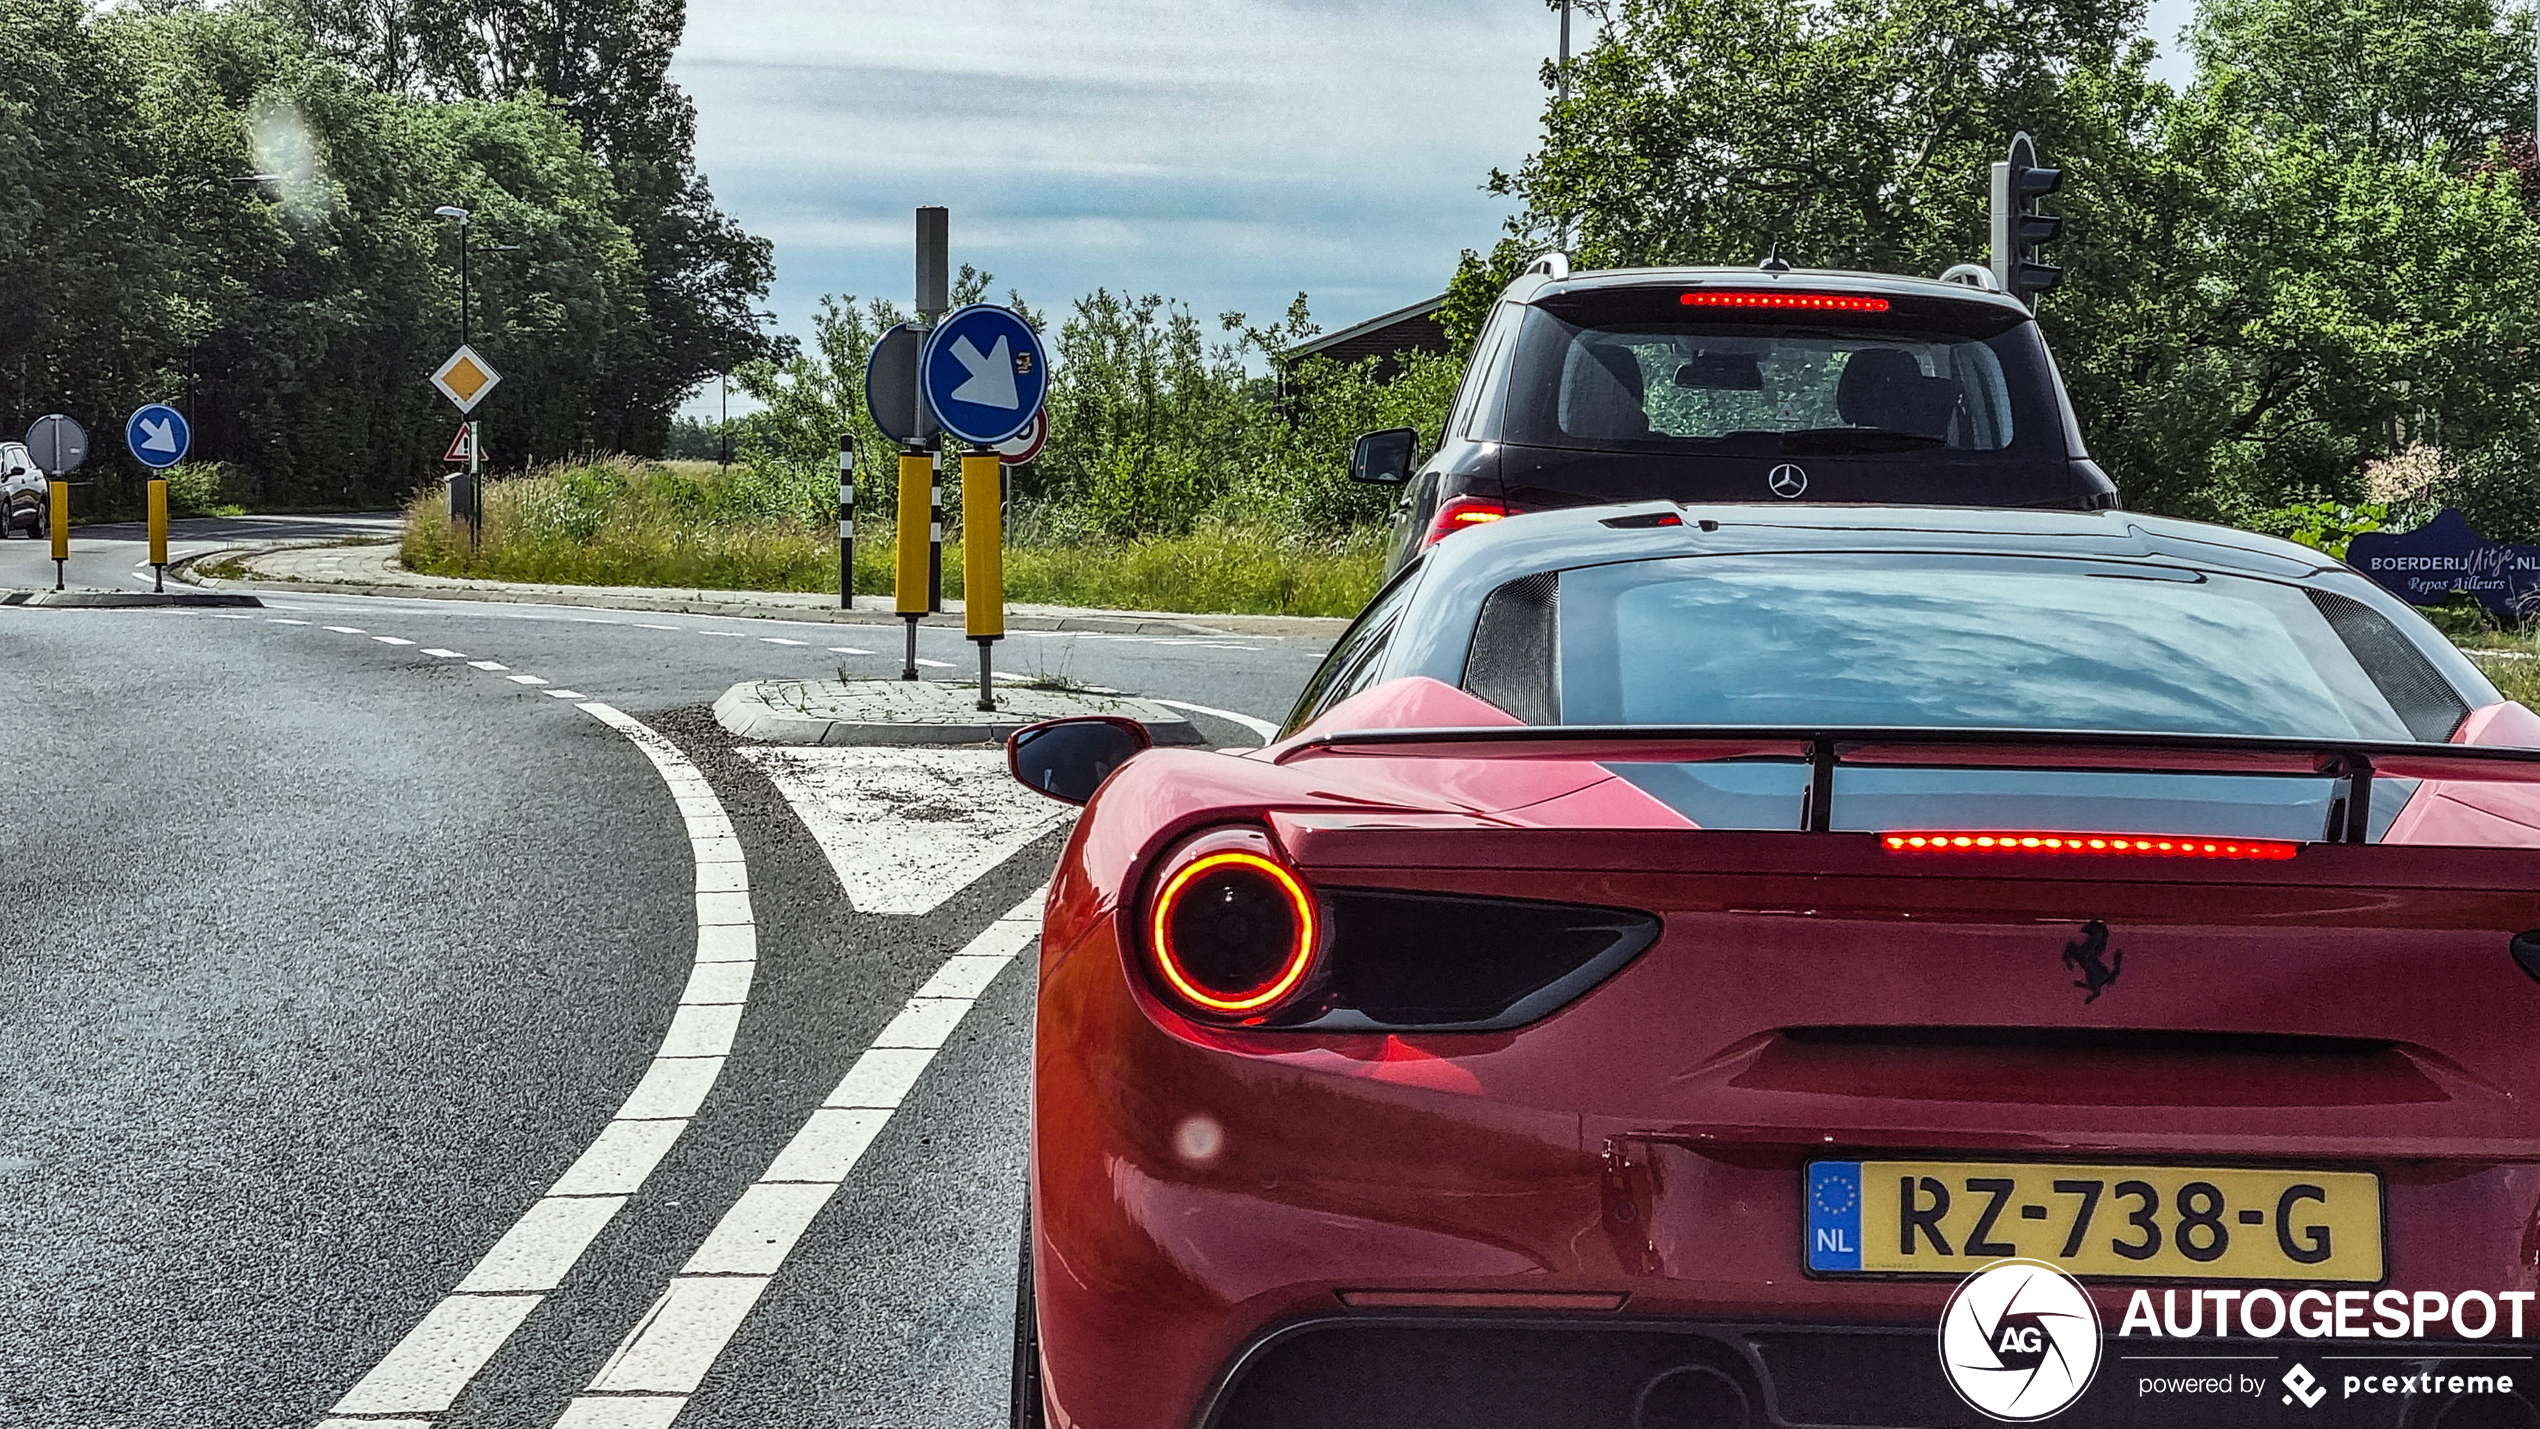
[1349,427,1417,485]
[1007,716,1153,805]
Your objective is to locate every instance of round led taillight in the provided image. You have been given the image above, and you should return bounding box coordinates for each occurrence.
[1148,849,1319,1017]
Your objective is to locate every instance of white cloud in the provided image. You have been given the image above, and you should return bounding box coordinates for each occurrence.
[670,0,1551,412]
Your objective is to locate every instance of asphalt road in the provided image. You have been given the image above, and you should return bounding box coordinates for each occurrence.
[0,535,1330,1427]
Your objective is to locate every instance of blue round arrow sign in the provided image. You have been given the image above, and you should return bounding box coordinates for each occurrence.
[126,403,191,469]
[920,305,1048,447]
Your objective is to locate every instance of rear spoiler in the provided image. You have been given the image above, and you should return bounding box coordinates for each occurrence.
[1274,725,2540,844]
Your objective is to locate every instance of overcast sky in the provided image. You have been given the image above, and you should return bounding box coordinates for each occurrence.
[672,0,2200,416]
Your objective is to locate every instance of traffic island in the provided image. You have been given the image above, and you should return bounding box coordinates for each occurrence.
[1,590,262,609]
[714,677,1200,747]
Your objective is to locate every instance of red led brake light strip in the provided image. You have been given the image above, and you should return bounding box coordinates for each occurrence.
[1682,292,1891,313]
[1882,832,2299,860]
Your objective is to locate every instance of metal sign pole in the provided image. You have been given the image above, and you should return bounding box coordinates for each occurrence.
[468,419,482,546]
[962,446,1004,711]
[148,478,167,591]
[917,206,948,617]
[49,481,67,589]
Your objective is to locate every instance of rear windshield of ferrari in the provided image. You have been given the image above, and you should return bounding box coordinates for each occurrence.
[1553,555,2447,741]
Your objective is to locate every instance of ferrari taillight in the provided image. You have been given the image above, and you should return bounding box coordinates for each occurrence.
[1146,830,1321,1021]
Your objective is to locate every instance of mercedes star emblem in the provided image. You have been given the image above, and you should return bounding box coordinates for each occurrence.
[1768,463,1809,499]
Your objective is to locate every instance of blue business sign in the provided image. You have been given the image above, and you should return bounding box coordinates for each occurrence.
[125,403,191,469]
[2346,508,2540,619]
[920,304,1048,447]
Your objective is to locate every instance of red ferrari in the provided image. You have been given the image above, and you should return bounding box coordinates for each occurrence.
[1004,504,2540,1429]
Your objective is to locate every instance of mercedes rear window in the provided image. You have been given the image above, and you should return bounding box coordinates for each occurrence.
[1549,555,2459,742]
[1502,291,2054,459]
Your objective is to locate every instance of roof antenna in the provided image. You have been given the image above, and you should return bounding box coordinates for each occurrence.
[1758,197,1805,273]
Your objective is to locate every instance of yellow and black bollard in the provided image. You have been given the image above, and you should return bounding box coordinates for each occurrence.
[897,446,931,679]
[962,449,1004,711]
[148,477,168,592]
[48,481,68,590]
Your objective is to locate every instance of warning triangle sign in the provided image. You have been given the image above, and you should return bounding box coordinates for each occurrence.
[444,422,475,463]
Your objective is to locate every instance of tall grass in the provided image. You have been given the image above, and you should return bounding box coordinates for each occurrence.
[401,456,1384,617]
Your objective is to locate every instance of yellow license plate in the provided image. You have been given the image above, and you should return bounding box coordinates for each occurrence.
[1805,1160,2383,1282]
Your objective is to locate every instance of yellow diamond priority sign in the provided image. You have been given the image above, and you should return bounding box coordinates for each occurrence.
[431,345,502,413]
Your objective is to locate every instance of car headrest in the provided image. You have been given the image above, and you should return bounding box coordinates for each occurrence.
[1563,341,1652,440]
[1836,348,1960,440]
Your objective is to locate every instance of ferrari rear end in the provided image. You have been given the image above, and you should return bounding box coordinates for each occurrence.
[1019,506,2540,1429]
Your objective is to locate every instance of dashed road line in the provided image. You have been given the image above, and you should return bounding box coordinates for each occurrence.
[422,649,465,658]
[828,646,873,655]
[373,636,415,646]
[553,890,1043,1428]
[760,637,807,646]
[322,702,760,1425]
[467,661,509,671]
[507,674,551,686]
[914,657,953,669]
[323,625,366,634]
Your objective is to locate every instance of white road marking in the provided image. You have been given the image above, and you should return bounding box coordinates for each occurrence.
[760,637,807,646]
[323,625,366,634]
[552,894,1043,1428]
[268,619,310,625]
[913,657,954,668]
[329,1294,543,1415]
[546,689,587,699]
[828,646,874,655]
[421,648,465,658]
[373,636,416,646]
[507,674,550,686]
[1147,697,1280,744]
[698,630,746,638]
[203,611,252,619]
[636,623,679,631]
[467,660,508,671]
[737,747,1070,916]
[322,702,758,1426]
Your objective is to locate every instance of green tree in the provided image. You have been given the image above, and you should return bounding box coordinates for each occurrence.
[1462,0,2540,518]
[279,0,779,455]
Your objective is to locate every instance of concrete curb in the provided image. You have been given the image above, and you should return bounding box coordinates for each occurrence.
[2,589,263,609]
[168,542,1352,640]
[713,678,1202,747]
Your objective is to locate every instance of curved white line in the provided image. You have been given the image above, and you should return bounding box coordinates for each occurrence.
[550,888,1046,1427]
[1145,697,1279,745]
[321,702,755,1424]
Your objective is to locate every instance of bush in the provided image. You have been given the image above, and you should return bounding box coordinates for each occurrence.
[400,454,1385,615]
[161,461,253,516]
[2242,498,2390,559]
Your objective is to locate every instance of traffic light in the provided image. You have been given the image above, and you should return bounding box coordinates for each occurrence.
[1990,131,2065,306]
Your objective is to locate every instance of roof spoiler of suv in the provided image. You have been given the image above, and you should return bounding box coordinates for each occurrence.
[1521,251,1570,280]
[1276,724,2540,844]
[1939,262,2001,292]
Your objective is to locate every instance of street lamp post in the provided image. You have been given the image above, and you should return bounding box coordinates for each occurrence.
[432,205,479,536]
[433,205,472,349]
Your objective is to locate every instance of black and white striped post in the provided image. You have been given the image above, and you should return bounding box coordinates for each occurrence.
[928,451,945,614]
[837,435,856,609]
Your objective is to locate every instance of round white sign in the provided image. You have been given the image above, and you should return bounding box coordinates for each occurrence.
[1937,1258,2102,1422]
